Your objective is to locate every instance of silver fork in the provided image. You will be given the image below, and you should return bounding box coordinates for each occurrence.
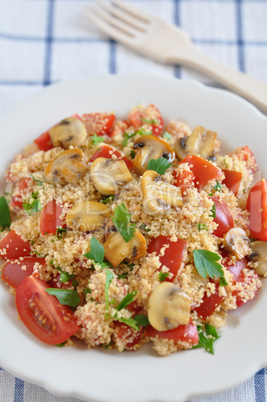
[84,0,267,113]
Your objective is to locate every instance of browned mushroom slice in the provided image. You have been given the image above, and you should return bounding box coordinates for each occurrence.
[141,170,183,216]
[104,229,146,267]
[132,135,175,175]
[249,241,267,276]
[66,201,110,232]
[148,282,191,331]
[49,117,87,149]
[44,149,87,185]
[90,157,133,196]
[174,125,217,161]
[224,227,251,260]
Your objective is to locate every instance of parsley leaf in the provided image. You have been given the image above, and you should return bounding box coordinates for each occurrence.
[147,157,172,175]
[193,249,225,280]
[100,195,115,204]
[105,269,114,311]
[209,181,222,196]
[113,316,139,331]
[0,196,11,228]
[141,117,159,125]
[23,192,42,215]
[209,202,216,219]
[116,290,137,311]
[84,236,110,269]
[130,150,136,159]
[29,173,43,186]
[56,227,67,239]
[219,276,228,287]
[111,203,136,242]
[193,324,220,354]
[134,314,150,328]
[122,128,150,147]
[163,132,172,141]
[159,271,169,282]
[197,223,208,231]
[91,133,105,145]
[46,288,80,307]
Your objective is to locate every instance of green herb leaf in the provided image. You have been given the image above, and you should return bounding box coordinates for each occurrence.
[59,271,75,283]
[141,117,159,125]
[197,223,208,231]
[122,128,150,147]
[219,276,228,287]
[193,324,220,354]
[147,157,172,175]
[140,224,150,232]
[193,249,224,280]
[0,196,11,228]
[209,203,216,219]
[130,150,136,159]
[56,341,66,348]
[158,271,169,282]
[111,203,136,242]
[105,269,114,311]
[84,236,105,264]
[163,132,172,141]
[118,272,128,280]
[134,314,150,328]
[56,227,67,239]
[29,173,43,186]
[83,287,92,295]
[100,195,115,204]
[46,288,80,307]
[116,290,137,311]
[91,133,105,145]
[114,315,139,331]
[23,192,42,215]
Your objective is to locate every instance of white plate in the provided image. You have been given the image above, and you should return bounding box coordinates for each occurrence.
[0,74,267,402]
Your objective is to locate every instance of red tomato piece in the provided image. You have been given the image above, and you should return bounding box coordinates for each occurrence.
[172,169,195,195]
[145,319,199,345]
[115,322,143,350]
[210,196,234,238]
[147,236,186,281]
[89,144,133,170]
[40,200,64,235]
[129,104,163,136]
[34,131,54,151]
[235,146,257,173]
[82,112,116,137]
[247,179,267,241]
[194,283,223,319]
[10,177,32,208]
[0,230,31,261]
[1,257,46,289]
[48,273,74,290]
[15,276,79,345]
[181,155,223,188]
[222,170,242,196]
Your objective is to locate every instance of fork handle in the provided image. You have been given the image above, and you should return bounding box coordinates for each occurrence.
[171,45,267,114]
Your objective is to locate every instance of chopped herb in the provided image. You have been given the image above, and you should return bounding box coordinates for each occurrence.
[127,263,134,271]
[29,173,43,186]
[46,288,80,307]
[141,117,159,125]
[122,127,150,147]
[214,182,222,192]
[116,290,137,311]
[72,279,78,287]
[130,150,136,159]
[100,195,115,204]
[163,132,172,141]
[193,250,226,283]
[159,271,169,282]
[140,224,150,232]
[83,287,92,295]
[118,272,128,280]
[147,157,172,175]
[110,298,117,306]
[193,324,220,354]
[111,203,136,242]
[219,277,228,287]
[91,133,105,145]
[59,271,75,284]
[134,314,150,328]
[113,315,139,331]
[0,196,11,229]
[105,269,114,311]
[209,202,216,219]
[56,227,67,239]
[51,239,55,243]
[197,223,208,231]
[224,158,229,168]
[56,341,66,348]
[23,192,42,215]
[30,250,45,258]
[84,236,111,269]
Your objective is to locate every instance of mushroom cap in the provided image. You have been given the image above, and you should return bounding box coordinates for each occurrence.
[250,241,267,276]
[66,201,110,232]
[224,227,251,260]
[49,117,87,149]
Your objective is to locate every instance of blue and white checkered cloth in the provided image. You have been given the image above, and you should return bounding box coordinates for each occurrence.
[1,0,267,401]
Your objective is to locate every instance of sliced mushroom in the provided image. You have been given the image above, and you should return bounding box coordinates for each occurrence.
[66,201,110,232]
[132,135,175,175]
[224,228,251,260]
[174,125,217,161]
[90,157,133,196]
[148,282,191,331]
[49,117,87,149]
[249,241,267,276]
[104,228,146,267]
[44,149,87,185]
[141,170,183,216]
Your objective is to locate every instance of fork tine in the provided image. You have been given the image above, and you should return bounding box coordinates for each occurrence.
[95,0,147,32]
[110,0,153,23]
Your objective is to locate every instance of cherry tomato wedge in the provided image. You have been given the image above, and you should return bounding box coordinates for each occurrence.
[193,283,223,319]
[89,144,133,170]
[247,179,267,241]
[10,177,32,208]
[172,169,195,195]
[235,145,257,174]
[129,104,163,137]
[222,170,242,196]
[34,131,54,151]
[210,196,234,238]
[0,230,31,260]
[82,112,116,137]
[40,200,64,235]
[181,155,223,188]
[15,276,79,345]
[115,322,143,350]
[147,236,186,281]
[1,257,46,289]
[145,319,199,345]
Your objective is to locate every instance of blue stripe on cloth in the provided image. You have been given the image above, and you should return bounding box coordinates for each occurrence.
[44,0,55,86]
[255,368,266,402]
[14,377,24,402]
[109,39,116,74]
[235,0,245,72]
[174,0,181,78]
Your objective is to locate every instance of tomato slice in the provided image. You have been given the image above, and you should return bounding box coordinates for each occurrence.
[82,112,116,137]
[172,169,195,195]
[247,179,267,241]
[222,170,242,196]
[1,257,46,289]
[10,177,32,208]
[89,144,133,170]
[15,276,79,345]
[147,236,186,281]
[34,131,54,151]
[145,319,199,345]
[181,155,223,188]
[210,196,234,238]
[40,200,64,235]
[129,104,163,136]
[193,283,223,319]
[0,230,31,260]
[115,322,143,350]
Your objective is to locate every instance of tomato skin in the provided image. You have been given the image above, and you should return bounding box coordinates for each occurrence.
[40,200,64,235]
[145,319,199,344]
[89,144,133,170]
[194,283,223,319]
[34,131,54,151]
[0,230,31,261]
[147,236,186,281]
[115,322,143,350]
[181,155,223,188]
[10,177,32,208]
[172,169,195,195]
[15,276,79,345]
[82,112,116,137]
[210,196,234,238]
[222,170,242,196]
[1,257,46,289]
[129,104,163,136]
[247,179,267,241]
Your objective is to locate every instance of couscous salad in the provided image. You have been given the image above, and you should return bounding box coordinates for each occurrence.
[0,103,266,356]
